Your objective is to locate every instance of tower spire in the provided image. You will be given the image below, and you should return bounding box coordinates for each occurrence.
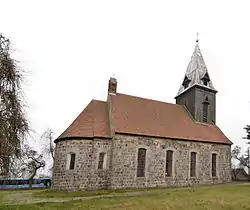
[175,40,218,124]
[175,39,217,97]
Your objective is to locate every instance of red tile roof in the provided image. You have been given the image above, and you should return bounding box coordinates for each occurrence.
[56,93,232,145]
[58,100,110,140]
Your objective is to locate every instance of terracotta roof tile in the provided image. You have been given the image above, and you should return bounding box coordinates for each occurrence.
[57,100,110,140]
[92,100,110,138]
[110,93,232,144]
[56,93,232,145]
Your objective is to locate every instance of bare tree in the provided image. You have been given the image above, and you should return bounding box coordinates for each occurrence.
[41,128,55,175]
[231,125,250,180]
[232,146,250,169]
[42,128,55,162]
[0,33,29,176]
[231,156,245,181]
[7,155,27,178]
[22,144,45,189]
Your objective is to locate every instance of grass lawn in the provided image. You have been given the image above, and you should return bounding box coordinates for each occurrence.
[0,183,250,209]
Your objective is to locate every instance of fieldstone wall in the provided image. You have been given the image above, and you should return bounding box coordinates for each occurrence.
[52,134,231,191]
[52,138,112,191]
[110,134,231,189]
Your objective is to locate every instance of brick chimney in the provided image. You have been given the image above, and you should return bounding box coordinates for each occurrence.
[108,77,117,95]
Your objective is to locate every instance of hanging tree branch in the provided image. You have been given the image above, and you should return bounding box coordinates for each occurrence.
[0,33,29,176]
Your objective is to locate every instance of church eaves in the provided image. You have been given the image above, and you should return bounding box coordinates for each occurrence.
[176,42,217,97]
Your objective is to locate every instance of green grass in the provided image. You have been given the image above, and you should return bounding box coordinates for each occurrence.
[0,192,5,203]
[33,186,167,198]
[33,182,243,198]
[1,183,250,209]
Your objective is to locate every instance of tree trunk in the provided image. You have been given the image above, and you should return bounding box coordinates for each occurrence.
[29,169,37,190]
[28,178,33,189]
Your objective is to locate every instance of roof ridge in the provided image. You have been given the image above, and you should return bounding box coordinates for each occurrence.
[116,93,183,107]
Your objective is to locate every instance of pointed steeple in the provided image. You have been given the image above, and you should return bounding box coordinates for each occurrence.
[176,40,217,97]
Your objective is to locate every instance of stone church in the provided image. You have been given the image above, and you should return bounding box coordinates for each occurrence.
[52,41,232,191]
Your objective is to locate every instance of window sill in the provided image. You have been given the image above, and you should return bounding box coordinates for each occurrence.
[136,177,146,179]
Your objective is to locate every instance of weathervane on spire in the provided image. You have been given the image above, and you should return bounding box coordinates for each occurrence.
[196,32,199,44]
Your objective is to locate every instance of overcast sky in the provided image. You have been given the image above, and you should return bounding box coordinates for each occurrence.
[1,0,250,151]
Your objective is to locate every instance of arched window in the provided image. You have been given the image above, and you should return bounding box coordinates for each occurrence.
[190,152,197,177]
[212,153,217,177]
[68,153,76,170]
[98,152,106,169]
[137,148,146,177]
[202,97,209,122]
[166,150,173,177]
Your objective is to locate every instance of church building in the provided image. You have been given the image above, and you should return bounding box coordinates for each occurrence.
[52,41,232,191]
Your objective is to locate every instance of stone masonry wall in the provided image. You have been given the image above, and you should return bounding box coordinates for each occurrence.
[52,138,112,191]
[110,134,231,189]
[52,135,231,191]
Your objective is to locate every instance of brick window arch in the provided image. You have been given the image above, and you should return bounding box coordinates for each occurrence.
[137,148,147,177]
[166,150,173,177]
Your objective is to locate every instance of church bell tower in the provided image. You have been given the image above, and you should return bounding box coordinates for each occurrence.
[175,39,217,124]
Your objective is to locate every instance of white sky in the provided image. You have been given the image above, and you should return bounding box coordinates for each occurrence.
[1,0,250,151]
